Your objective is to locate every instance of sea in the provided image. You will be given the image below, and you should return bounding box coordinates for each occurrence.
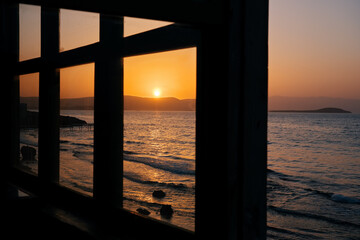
[267,112,360,239]
[20,110,360,237]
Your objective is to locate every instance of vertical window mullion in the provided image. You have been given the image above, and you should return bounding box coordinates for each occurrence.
[2,2,19,171]
[38,7,60,185]
[93,15,124,207]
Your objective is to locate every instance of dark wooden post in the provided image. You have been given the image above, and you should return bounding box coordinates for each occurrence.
[1,2,19,198]
[195,23,230,239]
[225,0,268,239]
[236,1,268,239]
[196,0,268,239]
[38,7,60,184]
[93,15,124,207]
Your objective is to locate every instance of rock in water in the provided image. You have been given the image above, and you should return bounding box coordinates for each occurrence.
[160,205,174,218]
[60,115,87,127]
[21,146,36,161]
[136,208,151,215]
[152,190,166,198]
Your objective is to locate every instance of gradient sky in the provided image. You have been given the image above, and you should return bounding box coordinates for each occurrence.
[19,1,360,100]
[269,0,360,99]
[60,63,95,99]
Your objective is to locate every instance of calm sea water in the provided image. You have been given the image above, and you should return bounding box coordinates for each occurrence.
[20,111,360,237]
[122,111,195,231]
[20,110,196,231]
[268,112,360,239]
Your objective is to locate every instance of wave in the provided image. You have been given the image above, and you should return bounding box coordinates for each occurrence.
[70,142,93,148]
[123,197,195,218]
[125,140,145,145]
[72,150,93,158]
[268,205,360,228]
[267,226,323,240]
[303,188,332,198]
[64,181,93,194]
[20,140,38,148]
[162,155,194,162]
[331,194,360,204]
[124,196,164,209]
[20,137,38,147]
[124,154,195,175]
[124,150,137,155]
[267,168,299,182]
[124,171,191,190]
[268,168,360,205]
[302,188,360,205]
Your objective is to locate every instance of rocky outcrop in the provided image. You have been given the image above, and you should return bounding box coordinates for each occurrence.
[136,208,151,216]
[21,146,36,161]
[160,205,174,218]
[20,103,87,128]
[59,115,87,127]
[152,190,166,199]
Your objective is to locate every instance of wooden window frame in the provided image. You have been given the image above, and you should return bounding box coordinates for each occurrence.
[2,0,268,239]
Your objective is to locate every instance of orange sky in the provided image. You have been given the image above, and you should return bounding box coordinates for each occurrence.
[19,1,360,100]
[20,48,196,100]
[124,48,196,99]
[19,72,39,97]
[60,63,95,99]
[19,8,196,100]
[269,0,360,99]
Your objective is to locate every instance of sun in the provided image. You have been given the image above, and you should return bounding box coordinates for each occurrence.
[153,88,161,97]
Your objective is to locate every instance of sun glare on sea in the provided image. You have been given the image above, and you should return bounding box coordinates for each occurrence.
[153,89,161,97]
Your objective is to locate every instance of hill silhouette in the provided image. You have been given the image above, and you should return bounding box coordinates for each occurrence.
[21,96,358,113]
[124,95,195,111]
[20,96,195,111]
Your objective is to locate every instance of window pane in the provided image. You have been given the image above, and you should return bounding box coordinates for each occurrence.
[59,63,94,196]
[18,72,39,174]
[124,17,173,37]
[60,9,99,52]
[19,4,41,61]
[123,48,196,231]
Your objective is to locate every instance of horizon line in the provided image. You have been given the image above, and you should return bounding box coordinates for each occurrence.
[20,95,197,101]
[20,95,360,101]
[269,95,360,101]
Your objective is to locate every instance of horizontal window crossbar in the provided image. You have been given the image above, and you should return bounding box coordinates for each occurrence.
[123,24,199,56]
[16,24,198,74]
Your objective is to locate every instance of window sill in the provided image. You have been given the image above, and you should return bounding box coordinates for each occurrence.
[4,184,195,240]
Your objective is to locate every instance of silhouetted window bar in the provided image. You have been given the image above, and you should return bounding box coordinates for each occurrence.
[2,0,268,239]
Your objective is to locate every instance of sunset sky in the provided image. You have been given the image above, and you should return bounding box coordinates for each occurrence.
[19,0,360,100]
[270,0,360,100]
[124,48,196,99]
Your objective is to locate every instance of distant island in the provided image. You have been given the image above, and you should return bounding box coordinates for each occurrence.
[270,108,351,113]
[268,96,360,114]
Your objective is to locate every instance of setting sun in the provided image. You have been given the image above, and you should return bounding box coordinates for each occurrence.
[124,48,196,99]
[153,88,161,97]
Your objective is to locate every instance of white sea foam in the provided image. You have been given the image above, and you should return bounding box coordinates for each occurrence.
[124,154,195,175]
[331,194,360,204]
